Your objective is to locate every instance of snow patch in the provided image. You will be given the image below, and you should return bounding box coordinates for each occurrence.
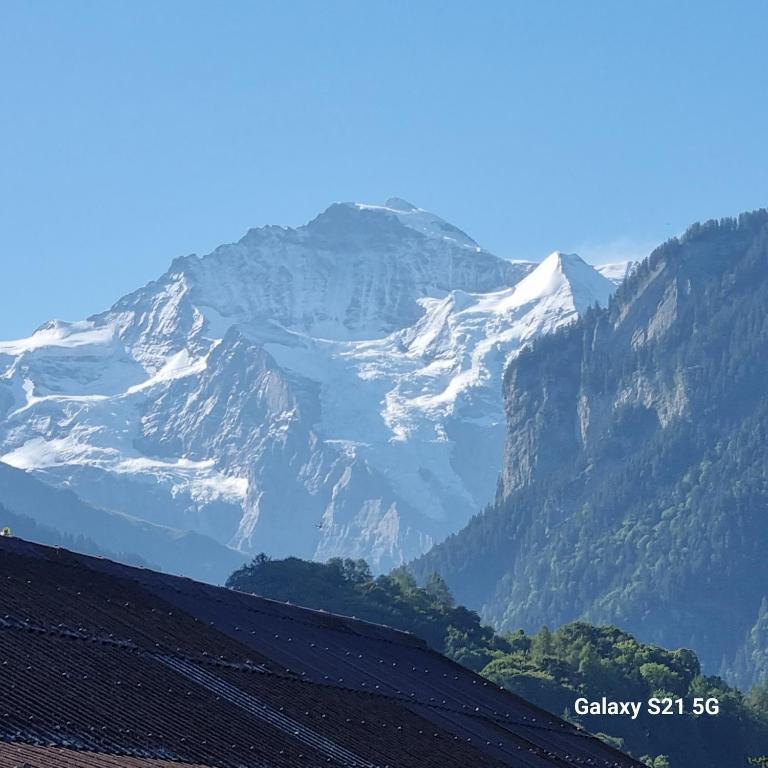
[352,199,480,250]
[0,320,116,355]
[596,260,636,284]
[126,348,210,394]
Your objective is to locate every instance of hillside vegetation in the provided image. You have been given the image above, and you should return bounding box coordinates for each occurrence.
[227,555,768,768]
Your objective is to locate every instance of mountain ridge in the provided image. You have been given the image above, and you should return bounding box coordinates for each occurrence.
[0,199,621,573]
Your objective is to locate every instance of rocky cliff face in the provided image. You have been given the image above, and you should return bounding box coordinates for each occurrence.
[0,199,616,573]
[414,209,768,686]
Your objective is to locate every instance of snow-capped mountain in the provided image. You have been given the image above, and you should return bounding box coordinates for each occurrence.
[596,260,637,284]
[0,199,617,573]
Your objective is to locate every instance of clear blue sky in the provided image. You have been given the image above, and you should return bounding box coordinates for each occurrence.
[1,1,767,338]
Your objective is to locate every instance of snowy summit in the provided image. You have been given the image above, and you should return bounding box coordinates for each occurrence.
[0,200,620,574]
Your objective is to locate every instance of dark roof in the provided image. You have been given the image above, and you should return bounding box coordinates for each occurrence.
[0,743,214,767]
[0,537,643,768]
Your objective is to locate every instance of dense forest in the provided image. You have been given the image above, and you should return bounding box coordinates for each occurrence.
[227,555,768,768]
[413,210,768,689]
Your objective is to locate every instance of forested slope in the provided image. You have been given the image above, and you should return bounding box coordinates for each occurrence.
[413,210,768,689]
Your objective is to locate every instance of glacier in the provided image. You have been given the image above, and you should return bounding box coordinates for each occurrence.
[0,199,620,573]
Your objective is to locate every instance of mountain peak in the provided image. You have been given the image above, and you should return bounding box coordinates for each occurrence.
[510,251,614,312]
[348,199,480,250]
[549,250,585,265]
[384,197,418,212]
[538,251,592,273]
